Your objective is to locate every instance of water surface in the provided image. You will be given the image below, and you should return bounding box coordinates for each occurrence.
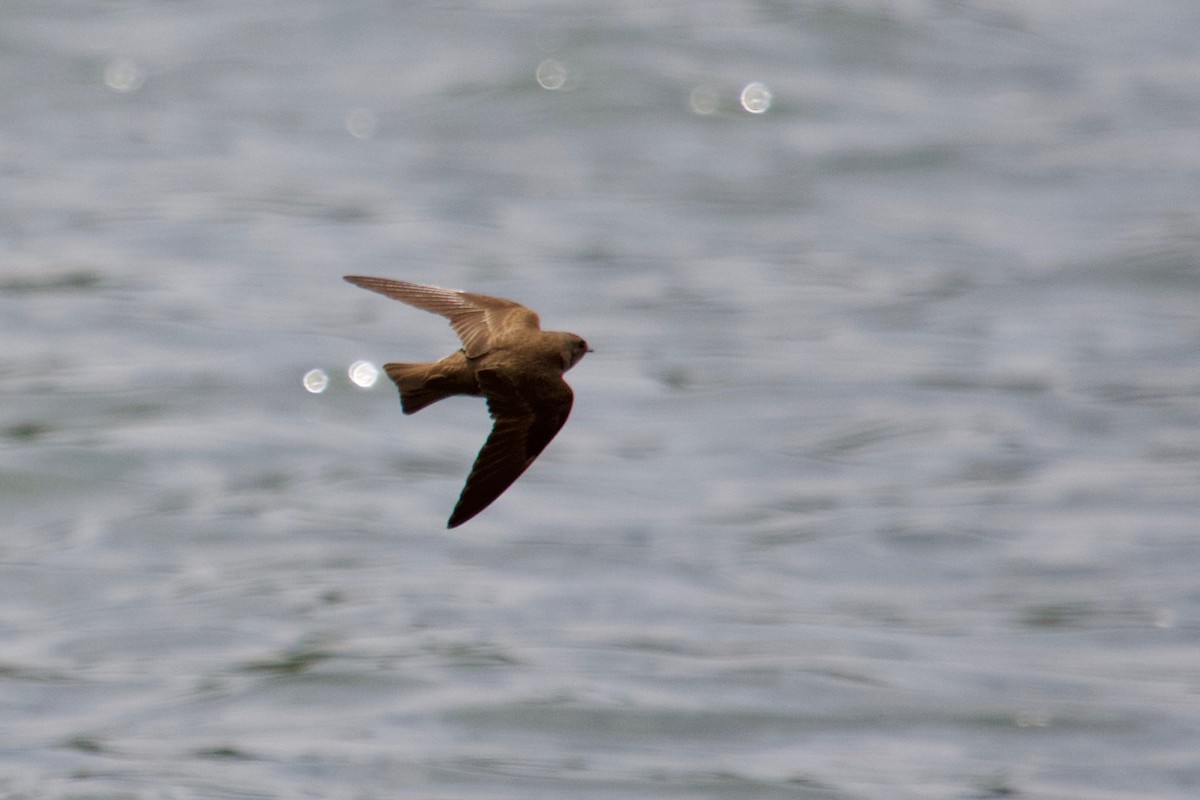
[2,2,1198,798]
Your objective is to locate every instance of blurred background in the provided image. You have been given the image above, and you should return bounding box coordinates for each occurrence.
[2,1,1199,798]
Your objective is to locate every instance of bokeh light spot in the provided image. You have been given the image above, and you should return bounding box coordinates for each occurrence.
[303,369,329,394]
[348,360,379,388]
[345,108,377,139]
[689,84,720,115]
[536,59,568,90]
[105,58,146,93]
[740,81,772,114]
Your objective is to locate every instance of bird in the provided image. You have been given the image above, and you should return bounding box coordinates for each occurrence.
[344,276,591,528]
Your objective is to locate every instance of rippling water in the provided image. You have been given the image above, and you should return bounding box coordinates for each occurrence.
[3,2,1199,798]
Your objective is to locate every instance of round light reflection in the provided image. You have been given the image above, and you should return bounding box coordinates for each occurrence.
[348,360,379,388]
[740,81,772,114]
[536,59,568,90]
[689,84,720,115]
[105,58,146,93]
[346,108,377,139]
[303,369,329,394]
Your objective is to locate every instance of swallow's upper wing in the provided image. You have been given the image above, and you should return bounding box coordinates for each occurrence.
[344,276,539,357]
[447,369,573,528]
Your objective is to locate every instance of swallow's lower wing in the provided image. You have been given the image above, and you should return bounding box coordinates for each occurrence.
[447,370,573,528]
[343,276,538,357]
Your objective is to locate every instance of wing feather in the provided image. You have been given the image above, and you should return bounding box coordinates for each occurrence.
[344,276,539,357]
[446,370,573,528]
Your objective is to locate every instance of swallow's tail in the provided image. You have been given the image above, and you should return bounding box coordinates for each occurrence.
[383,362,452,414]
[384,352,479,415]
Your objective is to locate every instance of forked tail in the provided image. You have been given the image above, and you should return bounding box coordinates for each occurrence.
[384,362,456,414]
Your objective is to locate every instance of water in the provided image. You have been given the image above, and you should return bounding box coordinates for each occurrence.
[2,1,1199,798]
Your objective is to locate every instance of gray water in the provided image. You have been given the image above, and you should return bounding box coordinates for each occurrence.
[3,1,1199,798]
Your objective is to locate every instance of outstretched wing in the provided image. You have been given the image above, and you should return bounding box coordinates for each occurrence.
[447,370,574,528]
[344,276,539,358]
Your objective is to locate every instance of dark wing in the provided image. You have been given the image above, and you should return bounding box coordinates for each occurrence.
[447,370,574,528]
[344,276,539,358]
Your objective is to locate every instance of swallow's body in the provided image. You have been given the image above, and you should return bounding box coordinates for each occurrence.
[344,276,590,528]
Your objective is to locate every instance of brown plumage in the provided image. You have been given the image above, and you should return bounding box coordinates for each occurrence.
[344,276,591,528]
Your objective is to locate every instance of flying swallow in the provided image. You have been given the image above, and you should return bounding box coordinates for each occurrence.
[344,276,591,527]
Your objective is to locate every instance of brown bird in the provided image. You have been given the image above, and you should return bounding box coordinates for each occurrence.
[344,276,591,528]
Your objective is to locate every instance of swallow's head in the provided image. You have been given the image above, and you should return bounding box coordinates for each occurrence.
[560,333,592,371]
